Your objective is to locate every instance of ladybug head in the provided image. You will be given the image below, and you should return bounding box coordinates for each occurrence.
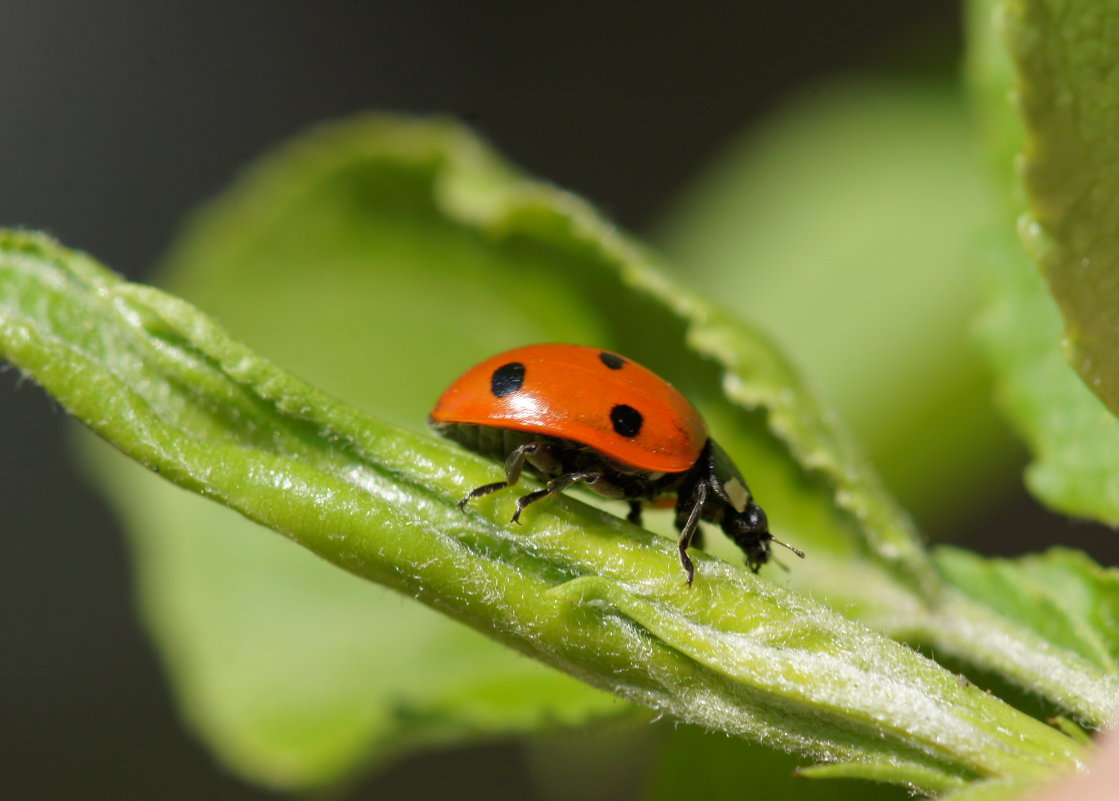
[725,500,772,572]
[725,500,805,573]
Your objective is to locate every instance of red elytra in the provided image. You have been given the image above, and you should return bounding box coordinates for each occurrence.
[429,344,803,584]
[430,343,707,473]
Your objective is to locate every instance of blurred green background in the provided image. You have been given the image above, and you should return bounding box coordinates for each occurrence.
[3,2,1117,799]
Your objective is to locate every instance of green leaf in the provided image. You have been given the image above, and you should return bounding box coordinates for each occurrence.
[974,229,1119,523]
[645,725,910,801]
[88,442,619,787]
[931,776,1053,801]
[936,548,1119,676]
[0,224,1087,795]
[1004,0,1119,422]
[967,0,1119,524]
[658,76,1014,529]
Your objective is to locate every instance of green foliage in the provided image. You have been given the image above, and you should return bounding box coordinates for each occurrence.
[971,0,1119,524]
[3,0,1119,797]
[937,548,1119,676]
[1004,0,1119,422]
[646,725,906,801]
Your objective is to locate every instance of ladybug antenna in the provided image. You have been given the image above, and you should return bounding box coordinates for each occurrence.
[771,536,806,560]
[763,536,805,573]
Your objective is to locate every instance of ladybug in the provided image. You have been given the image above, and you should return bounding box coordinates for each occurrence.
[429,344,803,584]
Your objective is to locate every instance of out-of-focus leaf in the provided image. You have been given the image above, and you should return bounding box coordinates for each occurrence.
[644,724,910,801]
[968,0,1119,524]
[658,77,1013,528]
[1004,0,1119,422]
[974,228,1119,523]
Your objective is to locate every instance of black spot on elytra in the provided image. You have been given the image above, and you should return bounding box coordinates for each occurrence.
[610,404,643,438]
[491,362,526,397]
[599,351,626,370]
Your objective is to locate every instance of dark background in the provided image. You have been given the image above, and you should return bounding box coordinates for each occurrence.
[6,2,1108,799]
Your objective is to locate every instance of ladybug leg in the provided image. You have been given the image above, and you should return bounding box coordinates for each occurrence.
[511,471,606,524]
[458,442,546,511]
[626,501,643,526]
[674,482,708,586]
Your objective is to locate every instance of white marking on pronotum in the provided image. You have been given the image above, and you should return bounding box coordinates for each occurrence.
[723,477,749,512]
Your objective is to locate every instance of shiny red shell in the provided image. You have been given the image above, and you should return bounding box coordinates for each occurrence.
[430,344,708,473]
